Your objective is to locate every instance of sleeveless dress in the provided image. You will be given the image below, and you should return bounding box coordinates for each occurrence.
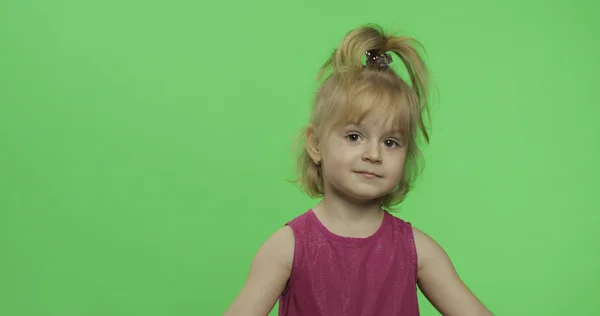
[278,209,419,316]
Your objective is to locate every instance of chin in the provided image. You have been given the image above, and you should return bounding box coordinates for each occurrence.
[343,188,389,203]
[328,179,395,203]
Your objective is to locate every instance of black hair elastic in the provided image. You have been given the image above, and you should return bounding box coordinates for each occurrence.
[365,49,392,69]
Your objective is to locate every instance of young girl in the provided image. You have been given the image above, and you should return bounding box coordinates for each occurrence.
[224,25,492,316]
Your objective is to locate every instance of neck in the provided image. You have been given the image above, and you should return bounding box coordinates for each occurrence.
[315,189,384,224]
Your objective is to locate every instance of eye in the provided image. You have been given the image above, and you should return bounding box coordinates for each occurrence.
[346,132,362,142]
[384,139,401,148]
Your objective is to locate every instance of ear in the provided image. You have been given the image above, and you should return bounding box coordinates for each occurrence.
[305,124,321,164]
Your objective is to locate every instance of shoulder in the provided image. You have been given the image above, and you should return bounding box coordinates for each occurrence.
[273,225,295,247]
[256,225,295,270]
[287,209,313,227]
[224,226,295,315]
[411,226,430,244]
[253,209,315,270]
[409,228,493,315]
[411,226,450,271]
[284,210,317,241]
[386,212,417,238]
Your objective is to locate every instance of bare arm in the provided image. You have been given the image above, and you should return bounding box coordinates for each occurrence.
[224,226,295,316]
[413,227,493,316]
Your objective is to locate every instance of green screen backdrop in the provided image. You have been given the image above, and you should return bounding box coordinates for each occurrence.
[1,0,599,315]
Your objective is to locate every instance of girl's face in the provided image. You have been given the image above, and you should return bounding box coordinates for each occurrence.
[318,113,407,203]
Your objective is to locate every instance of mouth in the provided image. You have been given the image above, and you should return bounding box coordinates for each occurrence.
[354,171,382,178]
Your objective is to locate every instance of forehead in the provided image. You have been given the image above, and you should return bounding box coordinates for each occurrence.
[330,88,412,136]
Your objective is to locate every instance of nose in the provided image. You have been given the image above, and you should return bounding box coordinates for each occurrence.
[362,142,382,163]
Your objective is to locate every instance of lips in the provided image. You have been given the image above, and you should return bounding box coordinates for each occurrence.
[355,171,382,178]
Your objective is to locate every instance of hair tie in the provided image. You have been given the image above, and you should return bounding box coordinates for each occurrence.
[365,49,392,69]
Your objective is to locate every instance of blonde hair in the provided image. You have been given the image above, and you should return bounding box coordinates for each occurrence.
[295,24,432,209]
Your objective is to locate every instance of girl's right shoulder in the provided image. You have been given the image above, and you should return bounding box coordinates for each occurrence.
[253,225,295,273]
[259,210,314,271]
[223,226,296,315]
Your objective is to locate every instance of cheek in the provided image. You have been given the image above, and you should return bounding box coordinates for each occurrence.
[324,151,350,169]
[326,145,361,166]
[384,151,407,173]
[321,145,361,178]
[323,137,351,160]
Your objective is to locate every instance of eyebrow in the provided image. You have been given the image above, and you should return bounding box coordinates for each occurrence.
[343,124,404,137]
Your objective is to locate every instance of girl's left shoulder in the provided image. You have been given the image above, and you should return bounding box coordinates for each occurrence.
[410,226,494,315]
[411,226,446,266]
